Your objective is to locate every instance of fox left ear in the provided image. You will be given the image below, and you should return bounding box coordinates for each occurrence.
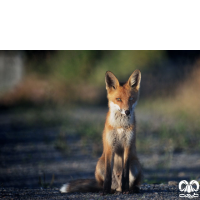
[105,71,119,91]
[128,69,141,91]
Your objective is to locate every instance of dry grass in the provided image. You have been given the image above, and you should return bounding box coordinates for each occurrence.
[1,60,200,155]
[0,74,102,106]
[136,64,200,153]
[174,63,200,119]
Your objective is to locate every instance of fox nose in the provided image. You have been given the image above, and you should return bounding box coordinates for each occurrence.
[125,110,130,116]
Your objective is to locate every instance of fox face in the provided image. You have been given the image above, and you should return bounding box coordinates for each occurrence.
[105,70,141,126]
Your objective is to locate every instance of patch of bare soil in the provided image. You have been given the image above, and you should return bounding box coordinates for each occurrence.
[0,108,200,199]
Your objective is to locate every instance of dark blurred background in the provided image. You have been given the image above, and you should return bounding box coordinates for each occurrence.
[0,50,200,188]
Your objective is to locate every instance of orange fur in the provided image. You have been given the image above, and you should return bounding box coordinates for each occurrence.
[95,70,143,194]
[60,70,143,194]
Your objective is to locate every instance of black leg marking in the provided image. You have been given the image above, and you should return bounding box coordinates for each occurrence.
[122,158,129,193]
[103,153,114,194]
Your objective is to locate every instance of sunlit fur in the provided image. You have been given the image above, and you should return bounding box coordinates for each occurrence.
[95,70,143,192]
[60,70,142,193]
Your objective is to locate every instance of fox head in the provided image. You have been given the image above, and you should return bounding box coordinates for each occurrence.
[105,70,141,118]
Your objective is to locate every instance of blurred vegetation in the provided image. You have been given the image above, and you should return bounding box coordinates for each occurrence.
[20,50,167,105]
[25,50,165,84]
[0,50,200,155]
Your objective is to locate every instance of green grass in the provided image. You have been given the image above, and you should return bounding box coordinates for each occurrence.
[38,173,55,189]
[54,131,69,154]
[76,121,103,141]
[3,99,200,156]
[136,98,200,154]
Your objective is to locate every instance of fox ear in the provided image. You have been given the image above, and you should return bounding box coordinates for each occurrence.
[128,69,141,91]
[105,71,119,90]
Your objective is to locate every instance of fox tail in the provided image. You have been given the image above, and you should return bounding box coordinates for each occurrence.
[60,179,102,193]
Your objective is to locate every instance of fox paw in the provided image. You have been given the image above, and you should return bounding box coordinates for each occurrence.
[122,190,130,194]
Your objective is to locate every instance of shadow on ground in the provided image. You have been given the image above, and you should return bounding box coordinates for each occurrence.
[0,107,200,189]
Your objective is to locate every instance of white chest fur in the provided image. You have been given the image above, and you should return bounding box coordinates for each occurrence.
[106,127,134,154]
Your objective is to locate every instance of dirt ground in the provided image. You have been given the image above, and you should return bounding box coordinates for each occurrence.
[0,184,182,200]
[0,107,200,199]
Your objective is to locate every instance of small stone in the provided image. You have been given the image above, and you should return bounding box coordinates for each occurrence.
[154,192,158,195]
[168,181,178,186]
[178,172,185,177]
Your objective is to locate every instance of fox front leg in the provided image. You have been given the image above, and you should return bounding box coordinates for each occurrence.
[103,151,114,194]
[122,148,130,193]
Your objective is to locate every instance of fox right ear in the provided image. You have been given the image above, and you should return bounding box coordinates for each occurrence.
[128,69,141,91]
[105,71,119,91]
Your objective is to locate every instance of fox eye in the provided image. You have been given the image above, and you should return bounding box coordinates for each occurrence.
[116,98,122,102]
[129,97,133,101]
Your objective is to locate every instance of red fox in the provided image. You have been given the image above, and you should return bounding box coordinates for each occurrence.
[60,70,143,194]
